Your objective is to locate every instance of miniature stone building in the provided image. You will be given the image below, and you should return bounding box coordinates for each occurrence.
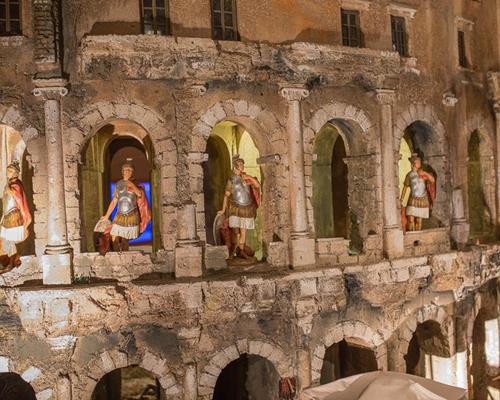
[0,0,499,399]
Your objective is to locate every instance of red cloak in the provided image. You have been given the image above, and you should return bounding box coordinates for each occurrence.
[9,179,32,237]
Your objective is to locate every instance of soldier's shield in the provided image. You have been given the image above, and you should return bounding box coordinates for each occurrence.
[213,213,225,246]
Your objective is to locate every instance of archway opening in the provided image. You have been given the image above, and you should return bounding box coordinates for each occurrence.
[399,122,441,230]
[405,320,450,380]
[203,121,264,260]
[472,308,500,400]
[81,120,160,253]
[212,354,280,400]
[320,339,378,384]
[467,130,495,243]
[0,125,35,256]
[0,372,36,400]
[312,123,349,239]
[91,365,165,400]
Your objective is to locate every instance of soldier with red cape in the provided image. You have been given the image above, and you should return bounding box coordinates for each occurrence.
[0,161,32,272]
[217,155,261,261]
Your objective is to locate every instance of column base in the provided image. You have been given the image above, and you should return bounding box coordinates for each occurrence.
[450,219,470,249]
[289,237,316,268]
[175,244,203,278]
[383,225,404,259]
[44,244,72,255]
[41,253,73,285]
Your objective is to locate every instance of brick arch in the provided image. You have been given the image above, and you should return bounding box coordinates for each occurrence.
[311,321,388,384]
[191,99,287,243]
[392,304,453,373]
[465,112,495,149]
[76,348,181,400]
[198,339,294,398]
[0,104,39,143]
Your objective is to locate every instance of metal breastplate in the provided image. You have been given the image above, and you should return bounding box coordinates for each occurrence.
[409,171,427,198]
[231,175,252,207]
[116,180,137,215]
[2,190,17,215]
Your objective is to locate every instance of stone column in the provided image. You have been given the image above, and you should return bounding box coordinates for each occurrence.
[494,100,500,228]
[175,202,203,278]
[33,78,73,285]
[375,89,404,259]
[280,87,315,267]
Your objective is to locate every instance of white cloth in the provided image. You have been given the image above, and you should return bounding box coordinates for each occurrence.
[229,216,255,230]
[406,206,429,219]
[110,224,139,240]
[0,225,25,242]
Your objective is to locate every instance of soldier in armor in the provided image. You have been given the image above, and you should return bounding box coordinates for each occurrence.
[0,161,32,271]
[99,159,151,253]
[400,154,436,231]
[218,155,260,260]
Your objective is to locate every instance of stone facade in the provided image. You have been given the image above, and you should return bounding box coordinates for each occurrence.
[0,0,499,398]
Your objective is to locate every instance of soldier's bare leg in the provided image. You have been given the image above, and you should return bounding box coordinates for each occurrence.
[239,228,251,259]
[416,217,423,231]
[408,216,415,231]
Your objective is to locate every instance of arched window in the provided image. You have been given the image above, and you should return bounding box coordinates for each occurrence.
[211,0,238,40]
[312,123,349,239]
[80,120,160,253]
[213,354,280,400]
[203,121,264,261]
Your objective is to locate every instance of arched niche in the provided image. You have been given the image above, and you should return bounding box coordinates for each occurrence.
[212,354,280,400]
[0,124,35,256]
[91,365,166,400]
[404,320,451,380]
[312,123,349,239]
[80,119,160,253]
[203,121,264,260]
[467,130,495,242]
[320,339,378,384]
[399,121,444,230]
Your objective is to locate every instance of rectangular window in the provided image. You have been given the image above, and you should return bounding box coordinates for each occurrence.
[458,30,467,67]
[341,9,361,47]
[141,0,169,35]
[391,15,407,56]
[0,0,22,36]
[212,0,238,40]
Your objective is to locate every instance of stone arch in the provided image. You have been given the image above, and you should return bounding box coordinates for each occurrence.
[76,348,181,400]
[392,304,453,373]
[63,101,177,253]
[304,102,380,240]
[311,321,388,384]
[192,100,287,243]
[198,339,293,398]
[0,356,53,399]
[0,104,39,144]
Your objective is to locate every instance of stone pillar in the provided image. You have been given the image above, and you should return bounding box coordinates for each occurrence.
[493,101,500,228]
[280,87,315,268]
[175,203,203,278]
[450,188,470,248]
[33,78,73,285]
[375,89,404,259]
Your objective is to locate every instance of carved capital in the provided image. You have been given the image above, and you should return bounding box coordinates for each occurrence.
[280,87,310,102]
[442,92,459,107]
[375,89,396,105]
[32,78,68,100]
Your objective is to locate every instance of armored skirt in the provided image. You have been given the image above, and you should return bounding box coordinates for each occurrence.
[225,176,257,230]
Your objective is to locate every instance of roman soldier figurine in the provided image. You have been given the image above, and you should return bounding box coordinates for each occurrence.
[218,155,260,260]
[0,160,32,272]
[97,159,151,253]
[400,154,436,232]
